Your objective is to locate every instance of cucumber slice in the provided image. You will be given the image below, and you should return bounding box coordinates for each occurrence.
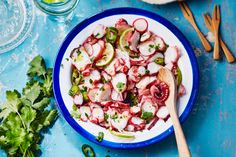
[96,43,115,67]
[119,28,134,52]
[109,129,135,138]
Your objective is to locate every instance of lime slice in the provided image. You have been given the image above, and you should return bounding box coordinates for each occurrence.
[119,28,134,52]
[42,0,65,4]
[109,129,135,138]
[96,43,115,67]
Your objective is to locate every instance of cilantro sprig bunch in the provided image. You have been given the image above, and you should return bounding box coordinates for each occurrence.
[0,55,58,157]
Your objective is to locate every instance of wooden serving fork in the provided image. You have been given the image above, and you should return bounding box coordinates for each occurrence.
[179,2,212,52]
[212,5,221,60]
[203,13,235,63]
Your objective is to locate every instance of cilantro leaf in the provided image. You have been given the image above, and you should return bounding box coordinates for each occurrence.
[21,106,37,131]
[41,68,53,97]
[141,111,153,120]
[27,55,46,78]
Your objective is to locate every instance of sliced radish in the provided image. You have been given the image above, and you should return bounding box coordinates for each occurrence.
[156,106,169,119]
[93,24,106,39]
[140,31,151,42]
[130,106,141,115]
[111,73,127,93]
[115,18,128,27]
[137,66,146,76]
[90,69,101,83]
[141,100,157,115]
[147,52,164,63]
[130,56,145,65]
[80,106,91,121]
[73,94,83,105]
[164,46,180,64]
[110,111,129,131]
[136,76,156,89]
[96,84,112,102]
[71,47,91,72]
[128,31,140,52]
[88,88,99,102]
[133,18,148,33]
[128,66,140,82]
[91,41,104,61]
[90,106,104,123]
[104,58,117,76]
[178,84,186,97]
[116,49,131,68]
[153,36,166,51]
[111,89,123,101]
[147,62,162,75]
[101,71,112,82]
[138,40,156,56]
[84,43,93,56]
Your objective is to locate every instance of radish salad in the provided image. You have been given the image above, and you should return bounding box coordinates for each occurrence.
[69,18,186,137]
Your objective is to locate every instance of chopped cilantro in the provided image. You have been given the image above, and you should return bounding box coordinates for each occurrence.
[145,69,150,74]
[89,79,93,84]
[141,111,153,120]
[94,33,100,38]
[116,82,125,92]
[66,58,69,61]
[85,113,89,118]
[100,86,105,91]
[149,44,154,48]
[124,91,138,107]
[111,112,118,119]
[104,113,109,122]
[96,132,104,142]
[124,45,129,49]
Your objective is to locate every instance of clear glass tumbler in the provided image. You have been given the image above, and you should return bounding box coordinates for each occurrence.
[33,0,79,22]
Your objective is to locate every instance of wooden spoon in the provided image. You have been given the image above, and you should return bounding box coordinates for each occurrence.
[158,68,191,157]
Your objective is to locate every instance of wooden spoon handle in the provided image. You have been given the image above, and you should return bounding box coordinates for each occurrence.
[170,111,191,157]
[219,37,235,63]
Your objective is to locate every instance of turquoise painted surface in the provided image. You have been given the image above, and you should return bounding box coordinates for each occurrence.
[0,0,236,156]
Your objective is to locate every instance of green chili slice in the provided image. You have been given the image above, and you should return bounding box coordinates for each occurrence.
[106,27,118,44]
[82,144,95,157]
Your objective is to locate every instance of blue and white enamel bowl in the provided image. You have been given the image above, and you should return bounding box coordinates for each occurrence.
[53,8,199,149]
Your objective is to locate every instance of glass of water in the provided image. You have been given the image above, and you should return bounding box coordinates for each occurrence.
[34,0,79,22]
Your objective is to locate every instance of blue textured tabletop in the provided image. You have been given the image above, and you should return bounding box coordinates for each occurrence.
[0,0,236,156]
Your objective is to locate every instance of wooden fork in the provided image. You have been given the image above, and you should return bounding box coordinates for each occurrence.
[212,5,221,60]
[203,13,235,63]
[179,2,212,52]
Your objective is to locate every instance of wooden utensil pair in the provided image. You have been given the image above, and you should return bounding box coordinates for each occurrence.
[179,2,235,63]
[203,7,235,63]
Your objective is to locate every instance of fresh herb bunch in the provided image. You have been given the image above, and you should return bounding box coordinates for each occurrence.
[0,55,58,157]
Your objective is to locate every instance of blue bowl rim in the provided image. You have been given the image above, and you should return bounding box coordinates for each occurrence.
[53,7,199,149]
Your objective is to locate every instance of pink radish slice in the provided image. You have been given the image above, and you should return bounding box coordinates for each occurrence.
[90,106,104,123]
[153,36,166,51]
[88,88,99,102]
[93,24,106,39]
[136,76,156,89]
[137,66,146,76]
[96,84,112,102]
[84,43,93,56]
[164,46,180,64]
[111,73,127,93]
[178,84,186,97]
[80,106,91,122]
[128,30,140,52]
[71,47,91,72]
[147,52,164,63]
[133,18,148,33]
[128,66,140,82]
[111,89,124,101]
[141,100,157,115]
[130,106,141,115]
[130,56,145,65]
[110,111,130,131]
[147,62,162,75]
[104,59,117,76]
[73,94,83,105]
[138,40,156,56]
[116,49,131,68]
[115,18,128,27]
[140,31,151,42]
[91,41,104,61]
[156,106,169,119]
